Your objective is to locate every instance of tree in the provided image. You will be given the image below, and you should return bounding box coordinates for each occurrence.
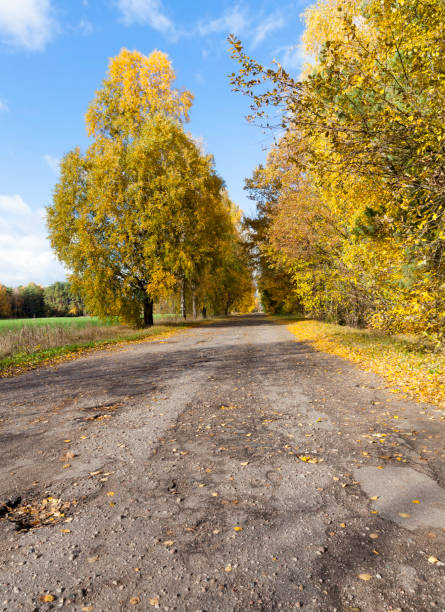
[18,283,45,318]
[229,0,445,339]
[44,282,84,316]
[0,285,11,318]
[48,48,249,327]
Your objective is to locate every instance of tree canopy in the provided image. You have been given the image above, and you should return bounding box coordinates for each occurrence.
[231,0,445,341]
[48,48,254,326]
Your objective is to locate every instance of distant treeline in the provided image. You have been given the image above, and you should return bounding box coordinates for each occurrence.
[0,282,84,318]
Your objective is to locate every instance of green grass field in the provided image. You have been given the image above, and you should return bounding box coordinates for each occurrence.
[0,314,175,334]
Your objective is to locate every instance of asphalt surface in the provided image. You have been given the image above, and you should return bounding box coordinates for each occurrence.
[0,314,444,611]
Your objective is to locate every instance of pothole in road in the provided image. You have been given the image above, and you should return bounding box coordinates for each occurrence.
[0,495,76,531]
[77,403,121,423]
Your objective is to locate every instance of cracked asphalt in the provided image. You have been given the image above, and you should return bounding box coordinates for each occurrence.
[0,314,444,611]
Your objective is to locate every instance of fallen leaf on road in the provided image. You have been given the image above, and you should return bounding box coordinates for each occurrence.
[87,556,98,563]
[398,512,410,518]
[428,556,445,566]
[358,573,372,581]
[149,596,160,606]
[369,533,379,539]
[61,529,71,533]
[40,594,55,602]
[106,492,114,497]
[64,439,71,443]
[412,500,420,504]
[163,540,174,546]
[233,526,243,531]
[129,596,140,605]
[297,455,323,464]
[225,564,232,572]
[81,606,94,611]
[240,461,249,466]
[370,496,379,500]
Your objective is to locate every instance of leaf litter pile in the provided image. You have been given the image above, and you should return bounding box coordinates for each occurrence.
[0,496,76,531]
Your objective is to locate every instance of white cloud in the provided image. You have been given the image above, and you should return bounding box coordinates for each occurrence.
[117,0,175,34]
[0,98,8,112]
[0,0,56,51]
[0,194,66,286]
[77,18,93,36]
[251,14,284,48]
[43,154,60,173]
[275,41,313,73]
[198,6,247,36]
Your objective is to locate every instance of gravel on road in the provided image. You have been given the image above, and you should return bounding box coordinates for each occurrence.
[0,314,444,611]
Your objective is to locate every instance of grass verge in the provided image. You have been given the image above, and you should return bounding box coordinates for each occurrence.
[286,319,445,409]
[0,323,192,378]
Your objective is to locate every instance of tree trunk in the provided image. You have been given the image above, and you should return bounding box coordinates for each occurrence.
[180,277,186,319]
[201,305,207,318]
[143,296,154,327]
[192,284,197,319]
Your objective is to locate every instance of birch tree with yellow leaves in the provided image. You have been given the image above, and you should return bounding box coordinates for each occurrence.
[48,49,253,326]
[231,0,445,340]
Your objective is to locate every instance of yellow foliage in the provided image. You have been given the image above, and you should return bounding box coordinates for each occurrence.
[288,320,445,408]
[86,48,193,137]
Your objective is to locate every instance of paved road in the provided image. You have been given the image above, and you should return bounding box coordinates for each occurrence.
[0,315,444,611]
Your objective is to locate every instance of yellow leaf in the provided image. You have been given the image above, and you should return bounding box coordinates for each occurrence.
[224,564,232,572]
[129,596,140,605]
[40,594,55,603]
[163,540,174,546]
[233,526,243,531]
[411,499,420,504]
[358,573,372,581]
[61,529,71,533]
[240,461,249,466]
[107,491,115,497]
[369,533,379,539]
[87,556,98,563]
[398,512,410,518]
[370,496,379,500]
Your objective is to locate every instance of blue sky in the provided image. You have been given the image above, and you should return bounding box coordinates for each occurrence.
[0,0,311,286]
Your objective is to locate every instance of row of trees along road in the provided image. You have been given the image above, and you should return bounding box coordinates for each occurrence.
[230,0,444,343]
[47,49,255,327]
